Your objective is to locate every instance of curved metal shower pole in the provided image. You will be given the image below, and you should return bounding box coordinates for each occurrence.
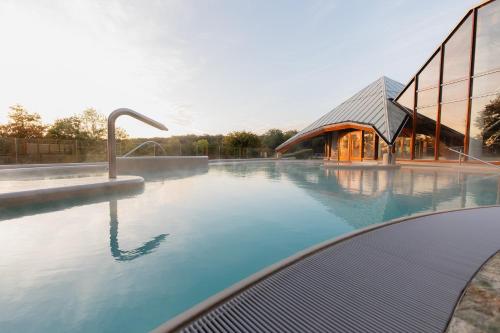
[108,108,168,178]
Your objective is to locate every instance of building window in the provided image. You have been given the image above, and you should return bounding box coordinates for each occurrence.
[472,71,500,97]
[396,81,415,109]
[415,105,438,159]
[417,88,439,108]
[438,100,468,160]
[469,64,500,161]
[395,119,412,160]
[363,132,375,159]
[474,0,500,75]
[441,80,469,103]
[418,51,441,89]
[443,14,472,83]
[469,94,500,160]
[378,140,389,159]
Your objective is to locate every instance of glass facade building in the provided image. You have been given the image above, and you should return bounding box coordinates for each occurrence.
[278,0,500,164]
[395,0,500,162]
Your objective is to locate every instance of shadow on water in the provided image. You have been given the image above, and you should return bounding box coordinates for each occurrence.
[0,165,209,221]
[0,186,145,222]
[0,166,208,261]
[109,200,168,262]
[120,165,208,182]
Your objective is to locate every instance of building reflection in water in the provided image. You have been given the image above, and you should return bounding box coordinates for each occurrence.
[109,200,168,262]
[263,162,500,229]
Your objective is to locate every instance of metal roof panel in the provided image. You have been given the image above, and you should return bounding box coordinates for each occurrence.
[276,76,408,151]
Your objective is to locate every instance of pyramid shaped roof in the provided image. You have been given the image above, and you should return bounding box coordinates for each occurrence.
[276,76,410,151]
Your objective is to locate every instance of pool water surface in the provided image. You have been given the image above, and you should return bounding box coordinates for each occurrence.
[0,161,499,332]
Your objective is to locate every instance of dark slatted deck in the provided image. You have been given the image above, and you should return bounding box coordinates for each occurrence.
[153,207,500,333]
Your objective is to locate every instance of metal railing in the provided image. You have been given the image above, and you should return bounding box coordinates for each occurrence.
[447,147,500,170]
[122,141,166,157]
[108,108,168,178]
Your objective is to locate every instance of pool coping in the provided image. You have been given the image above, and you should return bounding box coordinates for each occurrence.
[0,175,144,207]
[445,251,500,333]
[151,205,500,333]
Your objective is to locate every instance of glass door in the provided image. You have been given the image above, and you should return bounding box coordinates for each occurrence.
[350,131,362,160]
[339,133,350,161]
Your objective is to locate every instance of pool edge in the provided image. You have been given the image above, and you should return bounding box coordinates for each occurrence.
[0,176,144,208]
[150,205,500,333]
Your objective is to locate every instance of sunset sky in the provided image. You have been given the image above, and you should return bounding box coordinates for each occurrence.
[0,0,477,137]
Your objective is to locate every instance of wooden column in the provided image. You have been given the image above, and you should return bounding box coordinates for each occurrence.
[435,46,444,160]
[464,8,477,158]
[411,77,418,160]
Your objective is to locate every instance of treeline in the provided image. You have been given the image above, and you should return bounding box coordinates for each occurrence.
[123,129,299,158]
[0,104,128,141]
[0,104,307,159]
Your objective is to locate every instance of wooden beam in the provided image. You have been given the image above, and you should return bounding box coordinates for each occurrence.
[276,123,374,153]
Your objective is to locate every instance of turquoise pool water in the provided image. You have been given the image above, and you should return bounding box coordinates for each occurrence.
[0,161,499,332]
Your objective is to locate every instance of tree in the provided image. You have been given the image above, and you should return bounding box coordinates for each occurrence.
[193,139,209,155]
[224,131,261,148]
[224,131,260,157]
[261,129,285,149]
[478,96,500,153]
[0,104,46,138]
[46,116,84,139]
[166,137,182,155]
[79,108,107,140]
[283,130,298,141]
[115,127,129,140]
[47,108,128,141]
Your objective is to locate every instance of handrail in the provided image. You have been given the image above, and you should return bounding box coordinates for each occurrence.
[447,147,500,170]
[122,141,166,157]
[108,108,168,178]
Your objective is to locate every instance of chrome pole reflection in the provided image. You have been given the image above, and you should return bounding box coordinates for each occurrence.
[109,200,168,261]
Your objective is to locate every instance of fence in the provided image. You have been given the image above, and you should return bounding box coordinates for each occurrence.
[0,137,277,164]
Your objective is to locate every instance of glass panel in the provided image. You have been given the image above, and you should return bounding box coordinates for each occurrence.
[378,140,388,159]
[363,132,375,159]
[443,15,472,83]
[396,81,415,109]
[474,0,500,74]
[469,94,500,160]
[415,105,437,159]
[339,133,349,161]
[395,119,412,160]
[417,87,439,108]
[472,71,500,97]
[438,100,468,160]
[418,51,440,89]
[441,80,468,103]
[351,132,361,159]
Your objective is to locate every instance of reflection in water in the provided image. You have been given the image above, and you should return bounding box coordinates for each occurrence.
[3,161,500,333]
[122,165,209,181]
[299,166,500,226]
[109,200,168,261]
[216,162,500,229]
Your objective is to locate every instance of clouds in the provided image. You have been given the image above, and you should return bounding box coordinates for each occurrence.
[0,0,478,137]
[0,0,196,136]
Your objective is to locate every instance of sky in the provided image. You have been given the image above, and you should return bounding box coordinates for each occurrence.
[0,0,478,138]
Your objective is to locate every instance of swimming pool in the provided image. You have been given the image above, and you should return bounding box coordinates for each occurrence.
[0,161,499,332]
